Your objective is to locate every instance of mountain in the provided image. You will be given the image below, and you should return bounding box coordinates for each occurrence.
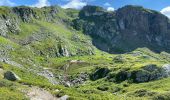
[0,5,170,100]
[73,5,170,53]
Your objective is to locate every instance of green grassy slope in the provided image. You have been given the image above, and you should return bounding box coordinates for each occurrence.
[0,6,170,100]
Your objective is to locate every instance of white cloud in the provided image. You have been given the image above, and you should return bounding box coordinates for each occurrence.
[161,6,170,18]
[31,0,50,8]
[0,0,15,6]
[61,0,87,9]
[104,2,111,7]
[107,7,114,11]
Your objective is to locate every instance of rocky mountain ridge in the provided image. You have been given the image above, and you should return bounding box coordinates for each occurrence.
[1,5,170,54]
[73,5,170,53]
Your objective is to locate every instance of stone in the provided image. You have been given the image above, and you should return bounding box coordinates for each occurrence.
[90,68,110,80]
[70,73,89,85]
[59,95,69,100]
[58,44,70,57]
[134,70,150,82]
[162,64,170,76]
[142,64,158,72]
[133,64,166,83]
[63,81,71,87]
[4,71,21,81]
[107,64,169,83]
[38,70,58,85]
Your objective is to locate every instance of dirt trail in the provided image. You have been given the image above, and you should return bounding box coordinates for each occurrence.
[26,87,58,100]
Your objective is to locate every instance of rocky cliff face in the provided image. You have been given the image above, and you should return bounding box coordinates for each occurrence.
[115,5,170,53]
[0,6,94,58]
[73,5,170,53]
[0,10,20,36]
[12,6,59,22]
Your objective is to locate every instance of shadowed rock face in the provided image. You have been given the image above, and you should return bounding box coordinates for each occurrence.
[90,68,110,81]
[132,64,166,83]
[115,5,170,53]
[73,5,170,53]
[107,64,169,83]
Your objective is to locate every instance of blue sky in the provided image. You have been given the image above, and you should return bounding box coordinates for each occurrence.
[0,0,170,17]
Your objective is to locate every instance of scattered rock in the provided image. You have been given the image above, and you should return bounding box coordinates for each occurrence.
[70,73,89,85]
[58,72,89,87]
[4,71,21,81]
[38,70,58,85]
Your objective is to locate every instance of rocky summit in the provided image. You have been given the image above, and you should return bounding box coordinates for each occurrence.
[74,5,170,53]
[1,5,170,100]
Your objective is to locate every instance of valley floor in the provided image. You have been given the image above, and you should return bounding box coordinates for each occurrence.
[1,48,170,100]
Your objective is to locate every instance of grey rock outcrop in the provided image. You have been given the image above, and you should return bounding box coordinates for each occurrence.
[133,64,166,82]
[12,6,59,22]
[108,64,169,83]
[73,5,170,53]
[162,64,170,76]
[0,17,20,36]
[0,19,8,36]
[38,69,58,85]
[70,73,89,85]
[90,68,110,80]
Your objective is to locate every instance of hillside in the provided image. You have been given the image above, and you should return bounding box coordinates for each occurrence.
[0,5,170,100]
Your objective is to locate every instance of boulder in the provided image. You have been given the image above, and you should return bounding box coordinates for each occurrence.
[142,64,158,72]
[162,64,170,76]
[132,64,166,83]
[133,70,150,82]
[4,71,21,81]
[90,68,110,80]
[59,95,69,100]
[108,64,168,83]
